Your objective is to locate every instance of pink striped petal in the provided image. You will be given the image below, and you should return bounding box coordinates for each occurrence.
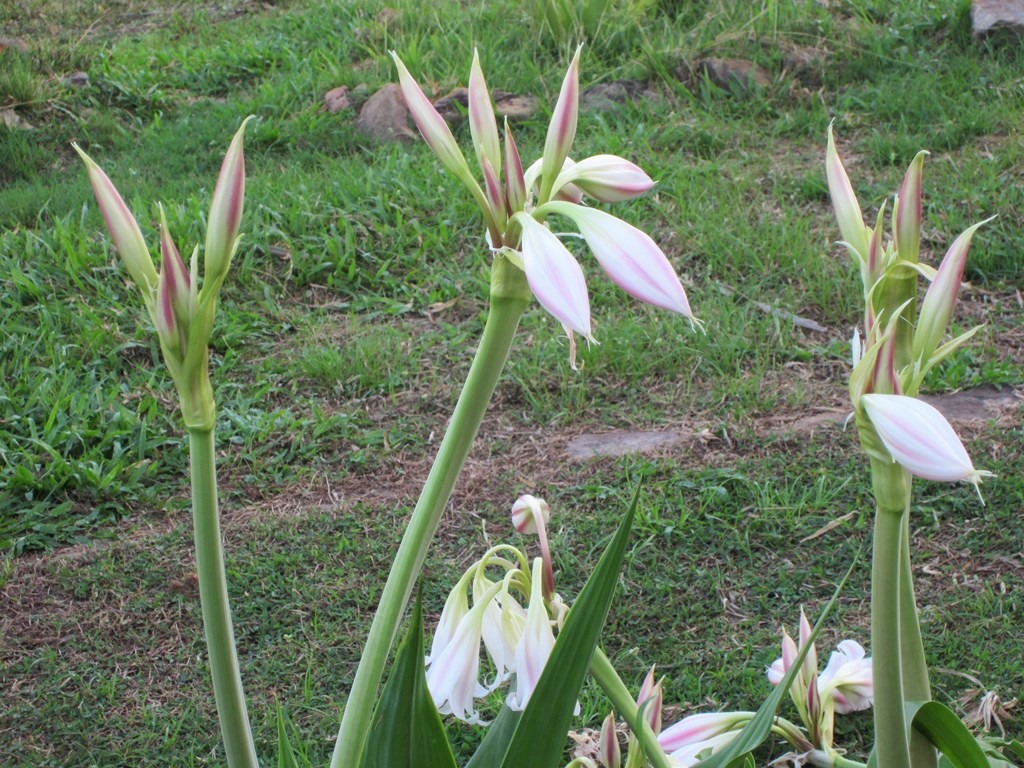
[516,214,593,341]
[600,713,621,768]
[507,558,555,711]
[861,394,991,485]
[658,712,749,753]
[545,202,693,318]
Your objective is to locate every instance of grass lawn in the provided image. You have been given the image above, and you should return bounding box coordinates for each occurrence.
[1,0,1022,765]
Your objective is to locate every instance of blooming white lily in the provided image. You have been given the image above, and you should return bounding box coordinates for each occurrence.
[818,640,873,715]
[392,47,697,366]
[860,394,993,492]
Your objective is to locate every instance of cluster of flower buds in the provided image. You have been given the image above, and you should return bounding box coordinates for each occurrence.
[74,120,250,429]
[424,494,567,723]
[393,48,697,366]
[765,611,873,758]
[827,127,994,495]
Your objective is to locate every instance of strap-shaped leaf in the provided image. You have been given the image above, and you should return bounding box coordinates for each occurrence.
[465,705,522,768]
[361,593,457,768]
[695,557,858,767]
[497,489,638,768]
[906,701,990,768]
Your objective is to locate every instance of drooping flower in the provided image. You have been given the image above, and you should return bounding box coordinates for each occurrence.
[818,640,873,714]
[508,558,556,711]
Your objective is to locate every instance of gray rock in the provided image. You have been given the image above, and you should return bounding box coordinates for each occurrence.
[695,58,770,93]
[356,83,416,144]
[566,430,693,459]
[322,85,351,113]
[62,71,90,88]
[434,87,536,123]
[580,80,656,112]
[972,0,1024,35]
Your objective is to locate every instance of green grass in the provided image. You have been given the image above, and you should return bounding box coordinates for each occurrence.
[1,0,1022,765]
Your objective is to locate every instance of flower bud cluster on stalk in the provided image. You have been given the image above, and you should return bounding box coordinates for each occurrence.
[394,47,698,367]
[827,126,993,494]
[74,119,251,430]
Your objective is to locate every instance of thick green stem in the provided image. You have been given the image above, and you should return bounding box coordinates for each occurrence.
[331,257,531,768]
[589,648,674,768]
[899,515,938,768]
[189,427,259,768]
[869,458,911,768]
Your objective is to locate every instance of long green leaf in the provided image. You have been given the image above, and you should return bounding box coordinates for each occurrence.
[496,488,638,768]
[361,594,457,768]
[695,556,859,767]
[907,701,990,768]
[465,705,522,768]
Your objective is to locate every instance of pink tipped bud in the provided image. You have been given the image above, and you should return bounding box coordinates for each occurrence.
[511,494,551,534]
[658,711,750,753]
[600,713,621,768]
[554,154,654,203]
[73,144,158,296]
[798,609,818,688]
[481,155,506,222]
[538,46,581,203]
[913,217,992,365]
[861,394,994,491]
[392,52,475,187]
[204,118,251,283]
[159,207,191,319]
[469,50,501,178]
[826,126,869,262]
[636,666,663,735]
[894,150,927,263]
[504,119,527,214]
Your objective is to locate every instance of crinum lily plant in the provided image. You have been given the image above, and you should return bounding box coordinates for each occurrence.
[75,47,697,768]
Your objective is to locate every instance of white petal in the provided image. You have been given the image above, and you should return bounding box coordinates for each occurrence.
[508,558,555,711]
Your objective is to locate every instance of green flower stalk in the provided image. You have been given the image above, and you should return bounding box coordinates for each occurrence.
[76,120,258,768]
[826,126,994,768]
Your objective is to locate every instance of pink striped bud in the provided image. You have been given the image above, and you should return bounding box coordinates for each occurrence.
[554,154,654,203]
[156,216,190,355]
[504,119,527,214]
[826,125,869,263]
[893,150,926,264]
[860,394,994,491]
[204,117,250,283]
[538,46,581,203]
[658,711,750,754]
[391,53,475,187]
[913,218,992,365]
[469,49,501,178]
[636,666,663,735]
[600,713,621,768]
[511,494,551,534]
[73,144,158,297]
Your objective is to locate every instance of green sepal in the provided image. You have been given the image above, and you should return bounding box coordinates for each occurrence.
[276,703,302,768]
[906,701,991,768]
[496,488,638,768]
[465,705,522,768]
[361,592,457,768]
[695,556,858,768]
